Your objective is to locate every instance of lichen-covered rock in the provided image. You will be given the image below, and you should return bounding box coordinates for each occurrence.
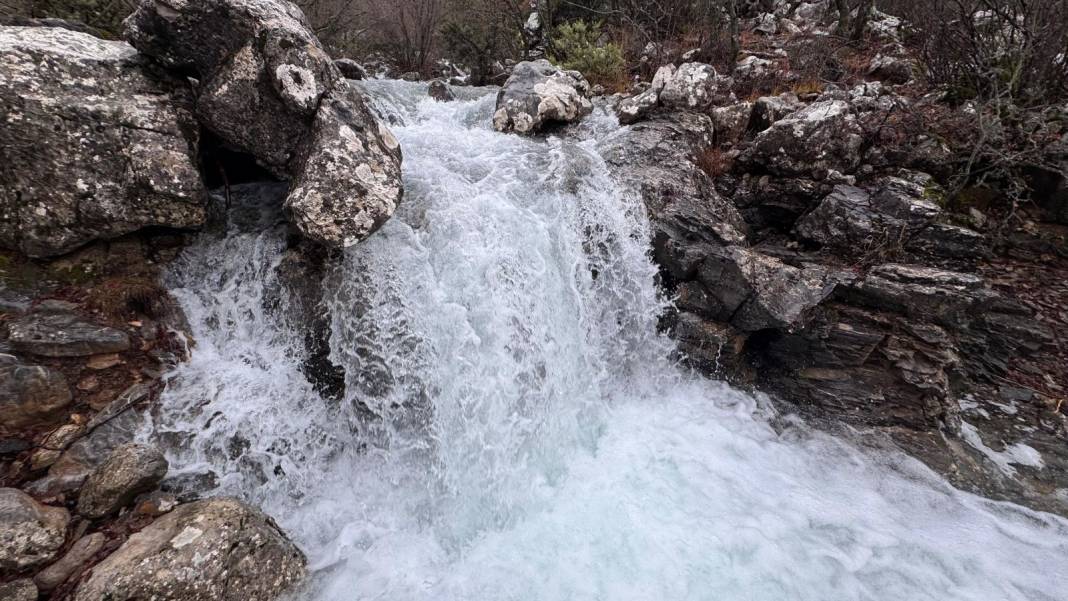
[124,0,336,171]
[124,0,403,249]
[7,311,130,357]
[741,99,864,176]
[73,497,306,601]
[286,86,403,247]
[750,92,802,132]
[493,59,592,134]
[616,64,674,125]
[711,101,753,145]
[659,62,733,110]
[0,488,70,572]
[0,26,206,258]
[0,354,72,431]
[77,443,168,519]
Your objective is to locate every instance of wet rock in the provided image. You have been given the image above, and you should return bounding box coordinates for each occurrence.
[0,26,206,258]
[794,182,941,251]
[0,579,37,601]
[124,0,403,250]
[286,85,404,248]
[493,59,592,134]
[334,58,366,80]
[599,113,749,272]
[34,532,105,592]
[428,79,456,102]
[0,355,72,430]
[671,312,749,378]
[77,443,168,519]
[73,497,306,601]
[741,100,864,176]
[7,311,130,357]
[0,487,70,572]
[694,246,840,332]
[659,62,733,110]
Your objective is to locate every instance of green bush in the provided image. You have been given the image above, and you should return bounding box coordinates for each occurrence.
[549,20,625,89]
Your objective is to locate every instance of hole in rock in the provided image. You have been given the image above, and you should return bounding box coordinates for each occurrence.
[198,129,280,189]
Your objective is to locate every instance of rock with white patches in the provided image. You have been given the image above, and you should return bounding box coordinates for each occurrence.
[0,26,206,258]
[493,59,592,134]
[73,497,306,601]
[286,85,403,247]
[124,0,403,248]
[659,62,733,111]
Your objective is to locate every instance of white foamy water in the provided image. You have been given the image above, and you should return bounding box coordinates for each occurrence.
[147,81,1068,601]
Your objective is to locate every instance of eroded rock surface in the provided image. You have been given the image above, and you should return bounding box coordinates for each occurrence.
[0,354,72,430]
[7,310,130,358]
[0,26,206,258]
[73,497,306,601]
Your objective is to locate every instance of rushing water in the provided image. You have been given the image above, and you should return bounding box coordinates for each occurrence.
[146,81,1068,601]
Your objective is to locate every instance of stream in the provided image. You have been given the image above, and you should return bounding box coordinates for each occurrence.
[142,81,1068,601]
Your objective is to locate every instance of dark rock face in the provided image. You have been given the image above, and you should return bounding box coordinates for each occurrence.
[334,57,366,80]
[0,487,71,573]
[73,497,306,601]
[0,354,72,430]
[0,26,206,258]
[76,443,169,519]
[7,311,130,358]
[124,0,403,250]
[493,59,592,134]
[427,79,456,102]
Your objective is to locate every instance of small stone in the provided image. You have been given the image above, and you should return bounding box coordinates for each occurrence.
[427,79,455,102]
[30,424,85,471]
[34,532,106,592]
[86,353,124,370]
[76,376,100,392]
[77,443,168,519]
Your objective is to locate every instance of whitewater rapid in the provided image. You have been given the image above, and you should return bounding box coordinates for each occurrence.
[146,81,1068,601]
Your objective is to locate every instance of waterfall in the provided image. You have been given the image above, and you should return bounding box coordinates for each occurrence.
[145,81,1068,601]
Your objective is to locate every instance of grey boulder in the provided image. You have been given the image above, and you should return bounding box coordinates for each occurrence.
[0,488,70,572]
[77,443,169,519]
[73,497,306,601]
[493,59,592,134]
[0,26,206,258]
[0,354,72,430]
[741,99,864,176]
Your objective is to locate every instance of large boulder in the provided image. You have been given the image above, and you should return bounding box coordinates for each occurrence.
[124,0,403,249]
[493,59,592,134]
[0,488,70,573]
[741,99,864,176]
[0,354,72,431]
[77,443,169,519]
[0,26,206,258]
[795,179,942,250]
[658,62,733,110]
[73,497,306,601]
[285,85,404,247]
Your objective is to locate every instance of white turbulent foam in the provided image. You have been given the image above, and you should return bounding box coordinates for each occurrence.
[148,81,1068,601]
